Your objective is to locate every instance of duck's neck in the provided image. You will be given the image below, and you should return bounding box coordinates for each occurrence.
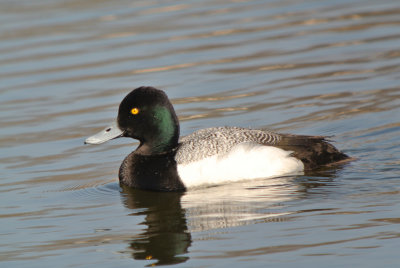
[137,106,180,155]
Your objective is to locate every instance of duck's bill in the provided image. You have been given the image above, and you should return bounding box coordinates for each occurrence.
[85,122,123,145]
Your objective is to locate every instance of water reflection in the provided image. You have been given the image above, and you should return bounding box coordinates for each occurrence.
[119,171,344,265]
[120,185,191,266]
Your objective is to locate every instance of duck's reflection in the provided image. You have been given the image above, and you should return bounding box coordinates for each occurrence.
[121,185,191,266]
[120,170,343,265]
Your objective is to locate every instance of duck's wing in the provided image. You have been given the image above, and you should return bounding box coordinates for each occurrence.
[176,127,349,169]
[175,127,283,164]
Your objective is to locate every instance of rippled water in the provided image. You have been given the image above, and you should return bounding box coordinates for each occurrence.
[1,0,400,267]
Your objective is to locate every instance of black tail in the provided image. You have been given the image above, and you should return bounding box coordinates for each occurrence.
[275,134,349,170]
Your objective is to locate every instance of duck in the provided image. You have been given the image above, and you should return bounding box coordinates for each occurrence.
[85,86,349,191]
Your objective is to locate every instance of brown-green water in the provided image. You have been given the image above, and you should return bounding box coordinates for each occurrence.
[1,0,400,267]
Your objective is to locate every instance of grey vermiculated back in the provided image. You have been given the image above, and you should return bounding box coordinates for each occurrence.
[175,127,282,164]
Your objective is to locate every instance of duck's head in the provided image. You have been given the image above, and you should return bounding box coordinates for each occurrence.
[85,87,180,154]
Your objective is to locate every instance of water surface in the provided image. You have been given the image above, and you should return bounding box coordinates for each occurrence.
[1,0,400,267]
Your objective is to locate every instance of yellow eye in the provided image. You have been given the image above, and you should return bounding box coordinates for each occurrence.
[130,107,140,115]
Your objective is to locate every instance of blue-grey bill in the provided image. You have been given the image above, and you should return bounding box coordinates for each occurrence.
[85,122,123,144]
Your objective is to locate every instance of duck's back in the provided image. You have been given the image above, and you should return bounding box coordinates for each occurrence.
[176,127,281,163]
[176,127,348,169]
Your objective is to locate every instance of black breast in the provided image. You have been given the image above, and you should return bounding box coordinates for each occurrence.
[119,151,186,191]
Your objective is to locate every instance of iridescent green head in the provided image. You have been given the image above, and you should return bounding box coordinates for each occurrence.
[85,87,180,154]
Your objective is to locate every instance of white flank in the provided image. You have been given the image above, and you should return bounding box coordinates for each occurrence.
[177,142,304,188]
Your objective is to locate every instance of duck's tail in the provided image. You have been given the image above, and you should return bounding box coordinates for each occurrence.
[275,134,350,170]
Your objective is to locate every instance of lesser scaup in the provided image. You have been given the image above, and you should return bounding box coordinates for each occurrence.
[85,86,349,191]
